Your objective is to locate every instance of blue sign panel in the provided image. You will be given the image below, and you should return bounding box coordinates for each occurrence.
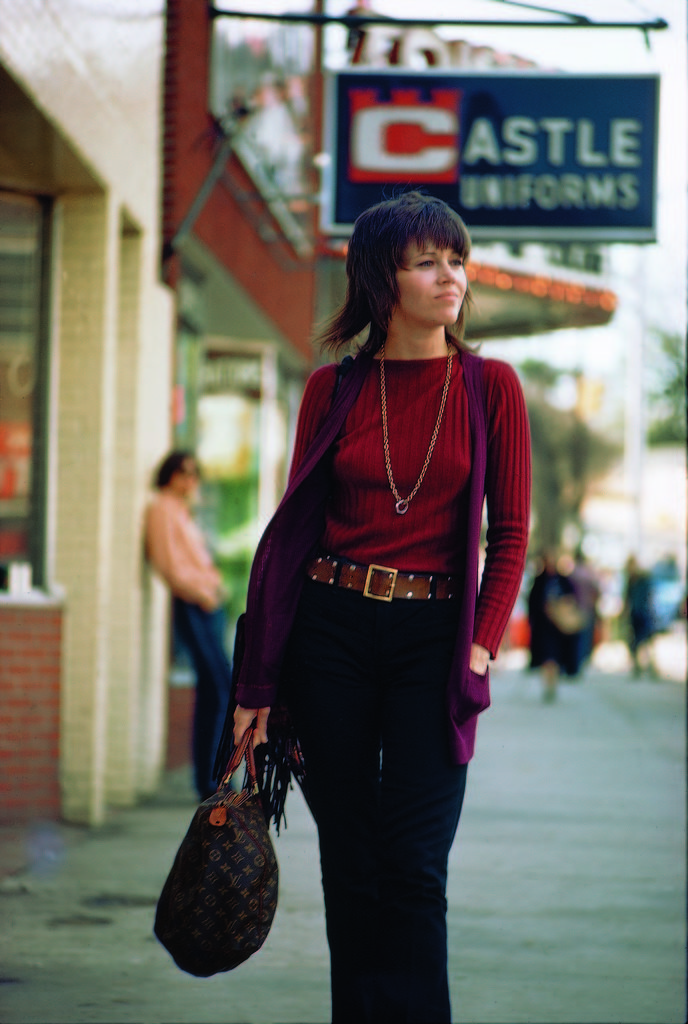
[324,71,659,241]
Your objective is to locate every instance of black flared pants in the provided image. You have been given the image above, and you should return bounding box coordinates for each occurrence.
[285,580,468,1024]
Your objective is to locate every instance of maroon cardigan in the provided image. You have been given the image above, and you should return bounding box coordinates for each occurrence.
[235,347,527,764]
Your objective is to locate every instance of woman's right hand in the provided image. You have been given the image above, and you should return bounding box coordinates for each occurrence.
[233,704,271,748]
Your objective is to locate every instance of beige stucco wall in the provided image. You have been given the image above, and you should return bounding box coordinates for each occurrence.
[0,0,175,823]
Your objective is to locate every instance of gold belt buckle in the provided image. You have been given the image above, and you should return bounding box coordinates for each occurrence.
[363,563,398,602]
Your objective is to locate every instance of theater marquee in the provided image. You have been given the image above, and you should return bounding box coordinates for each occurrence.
[323,71,659,242]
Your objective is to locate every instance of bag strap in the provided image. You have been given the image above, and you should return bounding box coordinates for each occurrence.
[332,354,354,402]
[220,726,258,792]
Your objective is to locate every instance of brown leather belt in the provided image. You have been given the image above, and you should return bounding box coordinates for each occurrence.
[305,554,456,602]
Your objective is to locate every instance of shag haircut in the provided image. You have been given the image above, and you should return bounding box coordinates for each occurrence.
[317,191,472,355]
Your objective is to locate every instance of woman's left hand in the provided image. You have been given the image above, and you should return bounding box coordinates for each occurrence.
[233,704,271,748]
[469,643,490,675]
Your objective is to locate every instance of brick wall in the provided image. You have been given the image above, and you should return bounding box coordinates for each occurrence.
[0,604,62,823]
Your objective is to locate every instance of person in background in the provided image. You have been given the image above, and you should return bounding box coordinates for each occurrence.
[569,549,601,670]
[622,555,657,677]
[528,551,583,700]
[145,451,231,801]
[231,192,531,1023]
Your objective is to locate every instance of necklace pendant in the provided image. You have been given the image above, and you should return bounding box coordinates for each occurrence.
[381,343,453,520]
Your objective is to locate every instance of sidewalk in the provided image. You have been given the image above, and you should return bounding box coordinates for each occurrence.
[1,662,685,1024]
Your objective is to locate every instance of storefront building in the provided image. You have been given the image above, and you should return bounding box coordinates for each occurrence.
[0,2,647,820]
[0,1,175,825]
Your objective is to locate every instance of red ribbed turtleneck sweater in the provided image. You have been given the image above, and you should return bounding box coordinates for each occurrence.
[289,353,531,658]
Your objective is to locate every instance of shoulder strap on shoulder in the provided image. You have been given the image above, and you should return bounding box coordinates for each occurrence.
[332,354,355,403]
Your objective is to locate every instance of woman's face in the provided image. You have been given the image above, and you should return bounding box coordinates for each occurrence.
[392,241,467,331]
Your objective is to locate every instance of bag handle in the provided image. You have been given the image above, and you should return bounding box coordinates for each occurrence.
[220,726,259,792]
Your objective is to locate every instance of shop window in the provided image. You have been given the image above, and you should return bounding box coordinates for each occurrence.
[0,192,51,590]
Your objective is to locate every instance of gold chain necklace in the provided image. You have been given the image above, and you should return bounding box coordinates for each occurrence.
[379,343,454,515]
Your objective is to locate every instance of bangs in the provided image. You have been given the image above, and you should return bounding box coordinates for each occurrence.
[410,211,470,259]
[386,194,471,267]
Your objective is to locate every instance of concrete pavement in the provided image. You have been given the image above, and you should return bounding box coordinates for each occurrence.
[0,658,685,1024]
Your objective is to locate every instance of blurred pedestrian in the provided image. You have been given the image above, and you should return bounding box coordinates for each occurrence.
[145,451,231,801]
[231,192,531,1023]
[623,555,657,677]
[528,551,586,700]
[568,549,601,671]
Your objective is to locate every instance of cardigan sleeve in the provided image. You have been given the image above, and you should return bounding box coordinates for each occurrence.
[473,359,531,656]
[288,364,338,481]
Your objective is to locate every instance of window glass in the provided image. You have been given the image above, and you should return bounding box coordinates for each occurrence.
[0,193,44,586]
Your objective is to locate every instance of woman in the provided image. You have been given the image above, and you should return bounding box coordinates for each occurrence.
[145,451,231,802]
[232,192,531,1022]
[528,551,583,701]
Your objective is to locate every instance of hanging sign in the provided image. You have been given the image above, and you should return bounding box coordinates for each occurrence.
[323,71,659,241]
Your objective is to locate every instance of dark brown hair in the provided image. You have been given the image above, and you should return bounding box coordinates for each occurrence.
[154,450,199,489]
[317,191,472,355]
